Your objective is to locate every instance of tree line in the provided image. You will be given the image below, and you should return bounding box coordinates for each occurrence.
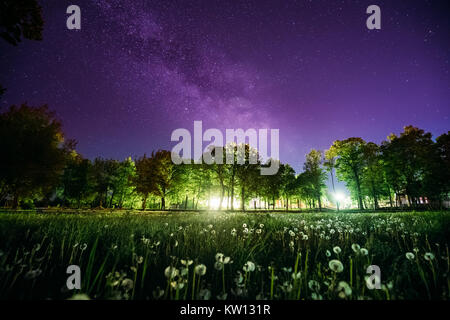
[0,104,449,210]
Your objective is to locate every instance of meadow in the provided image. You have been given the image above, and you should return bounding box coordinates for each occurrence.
[0,210,448,300]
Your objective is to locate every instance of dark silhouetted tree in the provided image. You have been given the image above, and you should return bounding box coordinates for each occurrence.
[0,104,72,208]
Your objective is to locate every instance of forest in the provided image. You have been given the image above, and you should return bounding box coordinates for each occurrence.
[1,103,449,212]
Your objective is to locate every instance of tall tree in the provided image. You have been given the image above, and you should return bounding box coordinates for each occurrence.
[234,144,260,211]
[111,158,136,209]
[260,159,283,210]
[148,150,183,210]
[380,126,434,207]
[90,158,119,208]
[61,152,92,208]
[206,146,228,210]
[328,138,367,210]
[0,104,72,208]
[280,164,297,210]
[324,148,338,210]
[133,155,154,210]
[361,142,385,209]
[303,149,327,211]
[434,132,450,207]
[421,131,449,208]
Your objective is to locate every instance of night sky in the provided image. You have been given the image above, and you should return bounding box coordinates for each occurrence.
[0,0,449,174]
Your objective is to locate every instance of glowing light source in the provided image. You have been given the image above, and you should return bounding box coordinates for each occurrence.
[209,197,221,210]
[334,192,346,202]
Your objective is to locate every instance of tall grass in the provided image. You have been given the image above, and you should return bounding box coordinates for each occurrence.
[0,210,448,300]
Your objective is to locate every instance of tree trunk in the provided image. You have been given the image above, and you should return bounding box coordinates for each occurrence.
[142,194,148,210]
[230,173,235,210]
[353,168,363,210]
[109,190,115,208]
[387,185,393,208]
[330,168,336,193]
[184,195,188,210]
[219,183,225,210]
[119,194,124,209]
[371,182,378,209]
[240,186,245,211]
[104,191,108,208]
[161,197,165,210]
[12,193,19,209]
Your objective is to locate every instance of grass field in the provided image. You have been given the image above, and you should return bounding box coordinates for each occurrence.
[0,210,449,300]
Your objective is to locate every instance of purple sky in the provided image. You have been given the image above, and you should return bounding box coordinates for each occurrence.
[0,0,449,176]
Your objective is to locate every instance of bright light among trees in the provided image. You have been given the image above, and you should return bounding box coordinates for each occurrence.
[209,197,221,210]
[334,192,346,202]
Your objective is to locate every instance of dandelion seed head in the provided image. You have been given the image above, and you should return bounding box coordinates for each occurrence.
[194,264,207,276]
[405,252,415,260]
[333,246,341,254]
[328,259,344,273]
[424,252,435,261]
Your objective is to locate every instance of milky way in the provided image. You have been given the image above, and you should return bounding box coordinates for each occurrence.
[0,0,448,174]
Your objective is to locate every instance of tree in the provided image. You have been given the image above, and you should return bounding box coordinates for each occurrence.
[0,0,44,46]
[61,152,93,208]
[303,149,327,211]
[110,158,136,209]
[0,104,72,208]
[434,132,450,206]
[280,164,297,210]
[208,146,228,210]
[361,142,385,209]
[0,0,44,98]
[260,159,283,210]
[328,138,367,210]
[296,171,315,209]
[147,150,183,210]
[324,148,338,210]
[90,158,120,208]
[380,126,435,207]
[233,144,260,211]
[421,131,449,208]
[133,155,154,210]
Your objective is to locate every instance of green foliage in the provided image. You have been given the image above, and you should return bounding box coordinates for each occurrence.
[0,104,72,208]
[302,149,327,210]
[328,138,367,210]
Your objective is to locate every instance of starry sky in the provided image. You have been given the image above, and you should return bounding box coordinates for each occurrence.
[0,0,449,175]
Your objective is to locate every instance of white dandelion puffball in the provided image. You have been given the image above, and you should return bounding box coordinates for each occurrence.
[329,259,344,273]
[164,266,179,279]
[194,264,207,276]
[215,253,225,262]
[424,252,435,261]
[243,261,256,272]
[405,252,415,260]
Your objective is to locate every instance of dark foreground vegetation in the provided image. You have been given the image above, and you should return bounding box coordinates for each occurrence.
[0,210,448,300]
